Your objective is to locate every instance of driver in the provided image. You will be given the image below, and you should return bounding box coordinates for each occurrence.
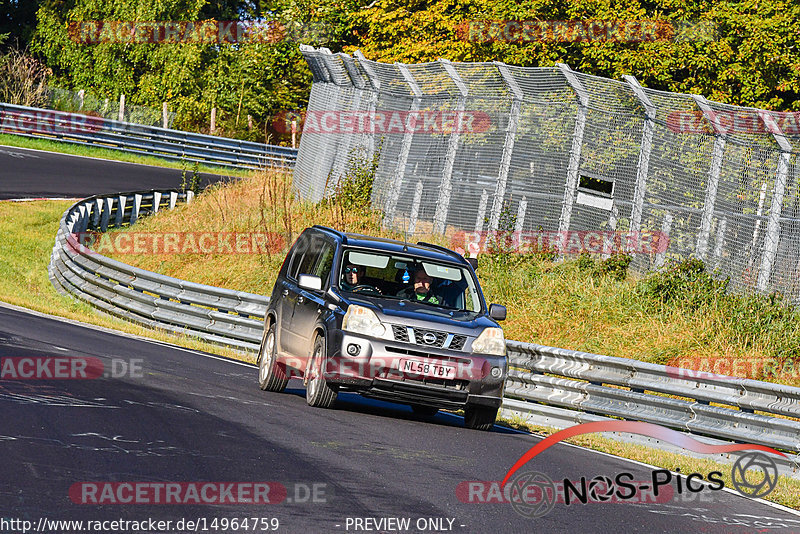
[341,263,366,291]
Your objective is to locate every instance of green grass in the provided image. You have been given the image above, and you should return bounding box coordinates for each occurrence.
[0,133,252,178]
[0,199,253,362]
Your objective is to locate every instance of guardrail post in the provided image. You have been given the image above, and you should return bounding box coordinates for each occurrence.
[186,191,195,204]
[409,180,424,236]
[757,111,792,291]
[384,62,422,226]
[115,195,127,228]
[162,102,168,129]
[152,191,162,214]
[623,75,655,246]
[556,63,588,243]
[101,197,113,232]
[118,94,125,122]
[488,62,524,235]
[434,59,468,235]
[130,193,142,225]
[169,191,178,210]
[92,198,103,228]
[691,95,726,261]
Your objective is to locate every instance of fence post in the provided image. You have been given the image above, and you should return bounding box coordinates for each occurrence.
[383,63,422,227]
[475,189,488,233]
[654,212,673,269]
[353,50,381,159]
[409,181,424,236]
[210,106,217,135]
[77,89,85,111]
[692,95,726,261]
[757,111,792,291]
[162,102,169,129]
[489,62,524,235]
[118,94,125,122]
[434,59,468,235]
[623,75,655,246]
[556,63,588,244]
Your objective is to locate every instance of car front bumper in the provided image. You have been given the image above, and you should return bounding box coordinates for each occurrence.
[323,332,507,409]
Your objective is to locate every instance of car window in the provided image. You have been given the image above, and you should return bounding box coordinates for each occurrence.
[339,249,483,312]
[286,235,309,280]
[312,240,335,287]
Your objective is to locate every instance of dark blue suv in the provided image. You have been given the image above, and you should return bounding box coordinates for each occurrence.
[257,226,507,430]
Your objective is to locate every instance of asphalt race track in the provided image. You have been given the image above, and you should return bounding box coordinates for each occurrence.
[2,303,800,533]
[2,152,800,533]
[0,145,227,200]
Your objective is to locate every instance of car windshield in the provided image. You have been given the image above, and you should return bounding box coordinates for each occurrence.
[338,249,483,313]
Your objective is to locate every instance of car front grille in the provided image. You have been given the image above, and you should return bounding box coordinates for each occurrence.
[390,325,468,351]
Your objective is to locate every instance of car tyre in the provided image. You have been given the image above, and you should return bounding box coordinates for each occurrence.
[258,322,288,392]
[306,334,337,408]
[464,405,498,431]
[411,405,439,417]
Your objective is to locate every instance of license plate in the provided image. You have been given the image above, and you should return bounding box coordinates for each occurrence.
[401,359,456,379]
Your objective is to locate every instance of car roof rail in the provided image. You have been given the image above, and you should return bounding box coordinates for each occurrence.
[312,225,347,244]
[416,241,463,261]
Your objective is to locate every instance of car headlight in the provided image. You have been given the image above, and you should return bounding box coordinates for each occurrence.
[343,305,386,338]
[472,327,506,356]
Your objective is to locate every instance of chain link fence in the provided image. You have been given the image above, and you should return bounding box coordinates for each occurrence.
[293,46,800,301]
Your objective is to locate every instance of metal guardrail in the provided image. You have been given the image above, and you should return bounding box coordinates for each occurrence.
[1,102,297,170]
[48,190,800,461]
[48,190,269,352]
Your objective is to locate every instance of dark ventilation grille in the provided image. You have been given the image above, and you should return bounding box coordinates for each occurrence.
[449,335,467,350]
[392,325,409,342]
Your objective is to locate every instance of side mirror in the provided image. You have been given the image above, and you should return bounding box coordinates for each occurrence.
[489,303,506,321]
[298,274,322,291]
[466,257,478,270]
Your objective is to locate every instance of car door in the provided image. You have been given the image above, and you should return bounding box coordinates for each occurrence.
[277,234,312,357]
[291,238,335,360]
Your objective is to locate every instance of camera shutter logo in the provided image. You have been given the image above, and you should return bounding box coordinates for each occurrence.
[508,470,556,518]
[731,452,778,499]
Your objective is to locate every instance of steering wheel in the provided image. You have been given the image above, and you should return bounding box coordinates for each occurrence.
[350,284,382,294]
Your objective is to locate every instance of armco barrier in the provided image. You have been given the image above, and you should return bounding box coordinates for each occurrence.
[48,189,269,352]
[1,102,297,170]
[48,191,800,465]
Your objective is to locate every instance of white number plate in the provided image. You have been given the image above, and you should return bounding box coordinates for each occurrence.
[401,359,456,379]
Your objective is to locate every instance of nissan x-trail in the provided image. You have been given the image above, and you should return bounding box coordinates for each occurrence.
[257,225,508,430]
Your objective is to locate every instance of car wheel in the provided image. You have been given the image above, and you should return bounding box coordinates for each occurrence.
[411,405,439,417]
[258,322,288,392]
[464,405,498,431]
[306,334,337,408]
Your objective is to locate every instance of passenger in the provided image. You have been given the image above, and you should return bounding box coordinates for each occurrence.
[398,269,442,305]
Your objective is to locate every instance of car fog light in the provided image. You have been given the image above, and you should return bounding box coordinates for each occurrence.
[347,343,361,356]
[490,366,502,378]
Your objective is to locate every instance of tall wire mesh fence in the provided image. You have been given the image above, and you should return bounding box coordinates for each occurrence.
[293,46,800,301]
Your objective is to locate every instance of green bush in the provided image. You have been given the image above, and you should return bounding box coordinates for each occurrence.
[636,257,728,308]
[329,143,381,211]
